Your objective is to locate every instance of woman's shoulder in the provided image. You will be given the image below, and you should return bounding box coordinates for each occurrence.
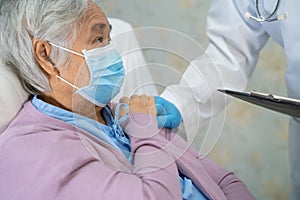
[1,101,74,136]
[0,100,130,169]
[0,101,81,155]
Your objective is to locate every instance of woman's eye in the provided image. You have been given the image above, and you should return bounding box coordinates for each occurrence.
[96,37,103,43]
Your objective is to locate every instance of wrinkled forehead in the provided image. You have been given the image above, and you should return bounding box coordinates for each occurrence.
[79,2,110,32]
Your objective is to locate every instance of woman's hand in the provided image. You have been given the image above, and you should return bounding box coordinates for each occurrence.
[119,95,156,117]
[119,95,158,138]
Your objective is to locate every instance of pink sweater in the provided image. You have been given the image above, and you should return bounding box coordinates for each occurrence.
[0,101,255,200]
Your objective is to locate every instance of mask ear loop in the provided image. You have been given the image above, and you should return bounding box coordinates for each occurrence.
[48,41,85,91]
[111,103,130,146]
[56,75,81,91]
[49,42,85,58]
[114,103,130,124]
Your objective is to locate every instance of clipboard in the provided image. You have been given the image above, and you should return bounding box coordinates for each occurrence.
[218,89,300,118]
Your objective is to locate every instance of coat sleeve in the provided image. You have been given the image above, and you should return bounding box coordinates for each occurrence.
[161,0,269,141]
[161,129,256,200]
[199,157,256,200]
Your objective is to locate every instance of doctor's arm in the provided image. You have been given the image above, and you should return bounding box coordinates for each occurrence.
[160,0,269,137]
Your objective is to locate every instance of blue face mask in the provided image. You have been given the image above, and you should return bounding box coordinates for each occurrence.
[50,42,125,107]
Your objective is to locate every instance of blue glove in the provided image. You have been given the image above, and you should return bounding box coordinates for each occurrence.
[155,96,182,129]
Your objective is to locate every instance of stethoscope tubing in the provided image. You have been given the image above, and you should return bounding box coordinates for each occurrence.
[245,0,286,22]
[255,0,280,21]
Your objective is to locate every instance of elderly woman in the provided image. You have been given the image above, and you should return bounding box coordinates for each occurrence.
[0,0,255,200]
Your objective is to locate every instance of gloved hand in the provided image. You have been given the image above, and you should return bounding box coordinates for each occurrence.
[155,96,182,129]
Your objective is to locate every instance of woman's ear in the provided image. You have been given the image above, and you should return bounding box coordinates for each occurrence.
[33,39,58,76]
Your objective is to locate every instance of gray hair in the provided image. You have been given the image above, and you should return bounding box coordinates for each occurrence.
[0,0,91,94]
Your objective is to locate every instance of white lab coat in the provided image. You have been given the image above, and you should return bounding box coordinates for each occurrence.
[161,1,300,199]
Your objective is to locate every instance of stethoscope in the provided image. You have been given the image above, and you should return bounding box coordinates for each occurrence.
[245,0,287,22]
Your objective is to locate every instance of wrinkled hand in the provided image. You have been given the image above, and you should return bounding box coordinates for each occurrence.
[155,96,182,129]
[119,95,156,117]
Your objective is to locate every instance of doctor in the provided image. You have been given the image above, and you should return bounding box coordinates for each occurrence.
[161,0,300,199]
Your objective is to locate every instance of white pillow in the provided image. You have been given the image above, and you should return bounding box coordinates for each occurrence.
[0,66,29,132]
[0,18,156,133]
